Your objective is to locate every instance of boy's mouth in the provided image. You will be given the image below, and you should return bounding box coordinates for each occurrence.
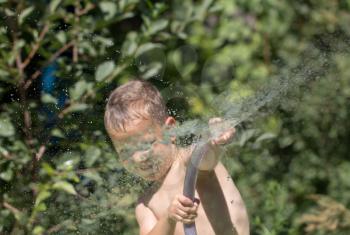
[139,165,151,171]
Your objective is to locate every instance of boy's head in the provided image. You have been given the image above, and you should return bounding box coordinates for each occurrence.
[104,80,176,181]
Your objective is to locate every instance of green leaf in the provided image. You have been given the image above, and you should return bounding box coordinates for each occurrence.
[42,163,56,176]
[70,80,88,101]
[141,62,163,79]
[121,32,138,56]
[51,128,64,138]
[0,168,13,181]
[34,203,47,212]
[35,191,51,206]
[135,43,163,57]
[95,61,115,81]
[18,6,34,25]
[53,181,77,195]
[256,133,276,143]
[0,117,15,137]
[65,103,88,113]
[99,2,117,20]
[41,93,57,104]
[33,225,45,235]
[146,19,169,36]
[239,129,256,146]
[5,8,15,16]
[0,69,9,77]
[82,171,103,185]
[85,146,101,167]
[49,0,62,13]
[0,146,9,157]
[56,31,66,44]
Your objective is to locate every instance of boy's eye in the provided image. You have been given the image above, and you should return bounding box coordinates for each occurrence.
[136,139,156,148]
[117,139,157,158]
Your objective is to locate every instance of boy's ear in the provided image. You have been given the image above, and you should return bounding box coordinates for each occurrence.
[164,116,176,127]
[164,116,176,144]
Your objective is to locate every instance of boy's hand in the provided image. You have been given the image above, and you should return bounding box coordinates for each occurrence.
[167,194,200,224]
[209,117,236,146]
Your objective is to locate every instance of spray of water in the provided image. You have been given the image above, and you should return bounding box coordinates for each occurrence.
[166,45,331,146]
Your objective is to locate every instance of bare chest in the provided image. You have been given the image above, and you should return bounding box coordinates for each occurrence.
[146,163,244,235]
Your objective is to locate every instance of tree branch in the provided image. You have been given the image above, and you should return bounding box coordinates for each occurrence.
[24,40,75,90]
[3,202,21,215]
[21,23,50,70]
[35,145,46,161]
[76,3,95,17]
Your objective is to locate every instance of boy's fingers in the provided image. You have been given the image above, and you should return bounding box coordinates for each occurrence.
[188,205,198,214]
[182,218,195,224]
[177,209,197,219]
[212,128,235,145]
[177,203,193,214]
[186,212,198,219]
[178,195,194,207]
[176,208,188,218]
[209,117,223,125]
[174,199,191,212]
[173,214,183,222]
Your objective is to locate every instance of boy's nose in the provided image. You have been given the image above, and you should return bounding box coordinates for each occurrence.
[132,150,151,164]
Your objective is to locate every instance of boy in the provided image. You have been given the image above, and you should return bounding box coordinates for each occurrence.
[104,80,249,235]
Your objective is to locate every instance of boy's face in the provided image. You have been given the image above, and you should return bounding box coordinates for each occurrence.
[109,118,175,181]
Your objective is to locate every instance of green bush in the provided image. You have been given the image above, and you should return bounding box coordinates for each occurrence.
[0,0,350,234]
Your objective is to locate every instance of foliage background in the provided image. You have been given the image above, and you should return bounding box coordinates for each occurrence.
[1,0,350,234]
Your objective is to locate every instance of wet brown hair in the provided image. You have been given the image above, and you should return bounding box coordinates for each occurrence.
[104,80,168,133]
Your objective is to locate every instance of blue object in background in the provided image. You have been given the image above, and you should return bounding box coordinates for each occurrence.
[42,63,57,94]
[42,62,68,110]
[41,62,68,134]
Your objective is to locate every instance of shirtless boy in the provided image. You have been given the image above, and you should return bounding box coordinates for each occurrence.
[104,80,250,235]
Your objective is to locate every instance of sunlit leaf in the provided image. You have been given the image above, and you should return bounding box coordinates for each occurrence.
[135,43,163,57]
[49,0,61,13]
[256,133,276,143]
[146,19,168,36]
[121,32,138,56]
[65,103,88,113]
[0,167,13,181]
[82,171,103,185]
[51,128,64,138]
[53,181,77,195]
[85,146,101,167]
[18,6,34,25]
[0,117,15,137]
[35,191,51,206]
[42,163,56,176]
[70,80,88,101]
[99,2,116,20]
[33,225,45,235]
[95,61,115,81]
[41,93,57,104]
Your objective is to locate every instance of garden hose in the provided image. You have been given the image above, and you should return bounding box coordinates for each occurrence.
[183,141,211,235]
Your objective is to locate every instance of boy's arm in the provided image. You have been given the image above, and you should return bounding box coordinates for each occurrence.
[135,203,176,235]
[135,195,199,235]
